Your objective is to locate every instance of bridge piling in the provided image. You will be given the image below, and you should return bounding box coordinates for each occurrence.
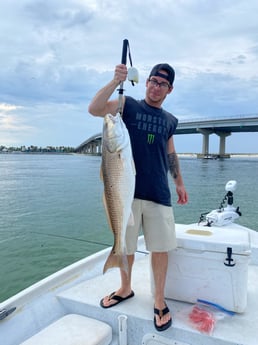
[197,129,213,156]
[217,131,231,157]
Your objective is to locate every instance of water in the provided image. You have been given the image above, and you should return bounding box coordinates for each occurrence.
[0,153,257,302]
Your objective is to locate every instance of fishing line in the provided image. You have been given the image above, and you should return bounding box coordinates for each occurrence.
[0,230,149,255]
[27,231,149,255]
[0,230,111,247]
[28,230,112,248]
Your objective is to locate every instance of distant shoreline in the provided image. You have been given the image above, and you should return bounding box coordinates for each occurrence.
[1,152,258,158]
[178,153,258,158]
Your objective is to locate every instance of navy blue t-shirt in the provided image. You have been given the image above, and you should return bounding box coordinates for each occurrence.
[122,96,178,206]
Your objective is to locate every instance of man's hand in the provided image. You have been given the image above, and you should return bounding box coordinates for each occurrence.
[114,64,128,85]
[176,185,188,205]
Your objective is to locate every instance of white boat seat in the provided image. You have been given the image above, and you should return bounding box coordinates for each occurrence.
[20,314,112,345]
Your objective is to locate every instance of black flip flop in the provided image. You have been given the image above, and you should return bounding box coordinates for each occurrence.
[100,290,135,309]
[154,303,172,331]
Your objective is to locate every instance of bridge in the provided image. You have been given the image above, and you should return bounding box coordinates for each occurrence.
[75,114,258,157]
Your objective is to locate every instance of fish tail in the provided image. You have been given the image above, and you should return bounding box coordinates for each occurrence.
[103,249,128,275]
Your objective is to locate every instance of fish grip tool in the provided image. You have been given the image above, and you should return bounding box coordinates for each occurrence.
[117,39,138,115]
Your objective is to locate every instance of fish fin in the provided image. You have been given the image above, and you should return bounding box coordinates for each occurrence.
[102,194,113,231]
[103,249,128,275]
[127,212,134,226]
[131,158,136,175]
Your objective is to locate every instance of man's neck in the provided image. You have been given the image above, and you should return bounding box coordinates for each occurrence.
[144,97,163,109]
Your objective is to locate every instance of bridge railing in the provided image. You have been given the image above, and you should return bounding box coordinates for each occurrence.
[76,114,258,154]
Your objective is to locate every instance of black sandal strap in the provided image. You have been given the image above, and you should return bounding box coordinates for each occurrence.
[154,305,170,318]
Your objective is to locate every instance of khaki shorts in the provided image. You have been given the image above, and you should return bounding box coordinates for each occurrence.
[126,199,177,254]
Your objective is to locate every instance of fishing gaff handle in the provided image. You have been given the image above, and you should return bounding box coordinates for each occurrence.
[117,39,128,112]
[118,38,128,96]
[121,39,128,65]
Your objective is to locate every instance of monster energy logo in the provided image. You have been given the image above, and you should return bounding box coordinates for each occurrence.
[147,133,155,144]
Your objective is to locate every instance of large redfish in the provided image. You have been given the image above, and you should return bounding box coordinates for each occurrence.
[101,113,135,274]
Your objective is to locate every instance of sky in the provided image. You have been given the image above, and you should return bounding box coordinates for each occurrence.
[0,0,258,153]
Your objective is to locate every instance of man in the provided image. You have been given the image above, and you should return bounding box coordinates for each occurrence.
[88,63,188,331]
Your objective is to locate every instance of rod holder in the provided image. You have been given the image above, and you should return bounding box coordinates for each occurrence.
[118,314,128,345]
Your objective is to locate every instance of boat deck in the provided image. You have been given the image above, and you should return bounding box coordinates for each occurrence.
[1,228,258,345]
[57,252,258,345]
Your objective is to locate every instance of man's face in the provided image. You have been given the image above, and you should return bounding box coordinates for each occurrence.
[145,71,173,107]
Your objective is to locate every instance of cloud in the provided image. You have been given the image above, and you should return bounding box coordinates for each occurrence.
[24,0,93,28]
[0,0,257,151]
[0,102,36,145]
[0,103,20,112]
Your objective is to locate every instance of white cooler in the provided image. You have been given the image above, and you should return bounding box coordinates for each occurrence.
[154,223,251,313]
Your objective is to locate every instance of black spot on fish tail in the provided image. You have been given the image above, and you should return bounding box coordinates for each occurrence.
[103,248,128,275]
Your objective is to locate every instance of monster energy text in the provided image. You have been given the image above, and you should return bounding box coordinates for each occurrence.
[136,112,167,135]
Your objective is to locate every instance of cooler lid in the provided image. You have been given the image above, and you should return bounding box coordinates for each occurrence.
[175,223,251,255]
